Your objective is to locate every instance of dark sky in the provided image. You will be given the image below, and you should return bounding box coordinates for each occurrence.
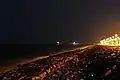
[0,0,120,44]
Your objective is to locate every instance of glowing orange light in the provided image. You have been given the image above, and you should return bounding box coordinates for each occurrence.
[100,34,120,46]
[112,36,115,39]
[115,34,118,37]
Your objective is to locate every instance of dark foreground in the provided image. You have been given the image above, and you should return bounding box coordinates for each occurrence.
[0,44,88,73]
[1,45,120,80]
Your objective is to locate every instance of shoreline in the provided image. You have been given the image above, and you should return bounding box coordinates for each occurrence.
[0,44,90,74]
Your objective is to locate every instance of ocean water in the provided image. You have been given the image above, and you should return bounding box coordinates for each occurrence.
[0,44,89,73]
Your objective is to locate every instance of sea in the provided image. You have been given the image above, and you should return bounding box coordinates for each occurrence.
[0,44,89,73]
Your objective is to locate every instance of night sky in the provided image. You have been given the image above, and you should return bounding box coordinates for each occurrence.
[0,0,120,44]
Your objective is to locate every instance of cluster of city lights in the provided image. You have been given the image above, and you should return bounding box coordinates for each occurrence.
[100,34,120,46]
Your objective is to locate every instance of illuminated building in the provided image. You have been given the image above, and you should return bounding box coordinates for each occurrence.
[100,34,120,46]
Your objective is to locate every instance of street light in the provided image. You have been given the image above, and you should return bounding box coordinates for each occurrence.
[115,34,118,37]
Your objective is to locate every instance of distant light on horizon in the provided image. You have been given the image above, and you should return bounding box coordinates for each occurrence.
[99,33,120,46]
[57,41,60,45]
[73,42,76,45]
